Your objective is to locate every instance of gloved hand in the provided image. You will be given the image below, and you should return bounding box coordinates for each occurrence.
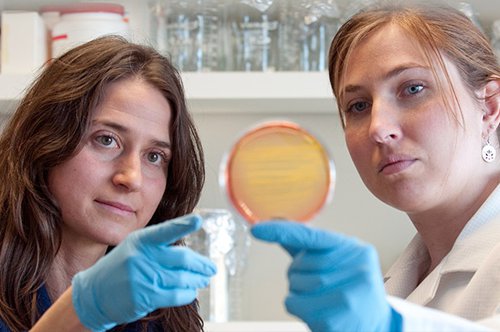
[251,221,402,332]
[72,214,216,332]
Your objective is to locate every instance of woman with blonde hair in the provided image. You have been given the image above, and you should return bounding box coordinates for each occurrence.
[252,2,500,331]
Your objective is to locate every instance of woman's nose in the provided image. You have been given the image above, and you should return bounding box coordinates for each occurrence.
[368,100,402,144]
[112,154,142,191]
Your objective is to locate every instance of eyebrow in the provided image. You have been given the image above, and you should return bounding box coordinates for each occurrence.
[344,63,430,93]
[94,120,171,149]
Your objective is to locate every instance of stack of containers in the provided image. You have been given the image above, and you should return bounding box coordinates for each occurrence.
[1,3,129,75]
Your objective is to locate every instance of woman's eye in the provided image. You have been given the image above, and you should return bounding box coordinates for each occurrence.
[346,101,370,113]
[147,151,167,165]
[96,135,117,147]
[405,84,424,95]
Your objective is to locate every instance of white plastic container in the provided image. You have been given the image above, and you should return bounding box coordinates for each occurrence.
[50,3,129,58]
[1,11,47,74]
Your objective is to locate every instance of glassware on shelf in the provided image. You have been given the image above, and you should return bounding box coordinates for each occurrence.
[339,0,376,24]
[185,208,250,322]
[230,0,280,71]
[456,2,484,34]
[492,20,500,63]
[278,0,341,71]
[150,0,228,72]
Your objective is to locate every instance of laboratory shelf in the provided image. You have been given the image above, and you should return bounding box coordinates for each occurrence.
[0,72,337,115]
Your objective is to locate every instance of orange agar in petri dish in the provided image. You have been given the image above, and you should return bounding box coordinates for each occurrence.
[220,120,334,224]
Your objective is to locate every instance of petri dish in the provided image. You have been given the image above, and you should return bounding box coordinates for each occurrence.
[220,120,335,224]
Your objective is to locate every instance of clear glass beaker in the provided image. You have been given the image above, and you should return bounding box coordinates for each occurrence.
[186,208,250,322]
[278,0,341,71]
[150,0,228,71]
[230,0,279,71]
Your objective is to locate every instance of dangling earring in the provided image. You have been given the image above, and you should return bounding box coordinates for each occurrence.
[482,137,496,163]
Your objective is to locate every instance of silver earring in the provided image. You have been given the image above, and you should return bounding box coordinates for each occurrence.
[482,138,496,163]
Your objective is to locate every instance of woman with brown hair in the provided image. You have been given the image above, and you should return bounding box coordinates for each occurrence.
[252,2,500,331]
[0,35,215,331]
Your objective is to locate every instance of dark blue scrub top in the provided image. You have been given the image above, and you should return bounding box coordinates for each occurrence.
[0,286,162,331]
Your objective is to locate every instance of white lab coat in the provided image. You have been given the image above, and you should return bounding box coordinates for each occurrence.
[384,184,500,331]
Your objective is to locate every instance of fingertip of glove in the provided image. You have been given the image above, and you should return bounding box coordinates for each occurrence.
[250,222,276,240]
[207,262,218,276]
[249,223,264,237]
[171,213,203,230]
[251,220,294,237]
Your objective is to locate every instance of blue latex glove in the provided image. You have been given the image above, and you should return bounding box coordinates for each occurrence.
[251,221,402,332]
[72,214,216,332]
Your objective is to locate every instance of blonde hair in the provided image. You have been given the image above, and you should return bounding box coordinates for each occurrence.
[328,2,500,132]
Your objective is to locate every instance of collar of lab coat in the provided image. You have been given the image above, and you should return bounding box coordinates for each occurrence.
[384,183,500,304]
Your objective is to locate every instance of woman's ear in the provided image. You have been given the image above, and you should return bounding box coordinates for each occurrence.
[482,78,500,136]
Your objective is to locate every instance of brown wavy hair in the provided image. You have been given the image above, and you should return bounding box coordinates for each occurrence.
[0,36,205,331]
[328,1,500,133]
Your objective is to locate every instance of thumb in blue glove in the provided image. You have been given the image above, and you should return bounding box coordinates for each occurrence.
[72,214,217,331]
[251,221,402,332]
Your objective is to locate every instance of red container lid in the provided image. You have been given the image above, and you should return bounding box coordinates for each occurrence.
[40,3,125,16]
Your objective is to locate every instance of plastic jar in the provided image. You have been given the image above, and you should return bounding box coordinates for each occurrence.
[50,3,129,58]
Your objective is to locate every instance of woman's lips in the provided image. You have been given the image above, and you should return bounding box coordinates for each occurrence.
[96,200,135,215]
[379,159,415,175]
